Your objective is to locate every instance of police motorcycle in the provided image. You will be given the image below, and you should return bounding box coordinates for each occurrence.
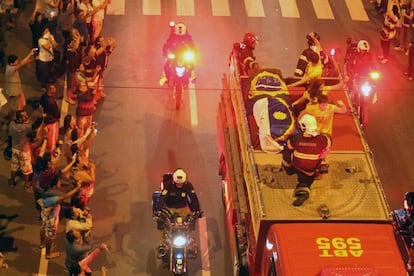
[152,173,200,275]
[164,21,196,110]
[343,38,380,128]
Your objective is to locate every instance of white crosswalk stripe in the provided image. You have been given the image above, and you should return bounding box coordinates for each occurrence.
[177,0,195,16]
[279,0,300,18]
[211,0,231,16]
[345,0,369,21]
[312,0,335,20]
[111,0,370,21]
[244,0,265,17]
[143,0,161,15]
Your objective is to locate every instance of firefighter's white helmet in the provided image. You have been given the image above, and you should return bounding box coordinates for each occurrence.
[299,114,319,136]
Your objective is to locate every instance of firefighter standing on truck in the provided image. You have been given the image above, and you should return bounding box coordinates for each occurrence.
[282,114,331,206]
[232,32,260,76]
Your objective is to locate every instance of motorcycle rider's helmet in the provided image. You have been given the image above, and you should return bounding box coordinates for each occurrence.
[173,168,187,184]
[243,32,259,48]
[299,114,319,137]
[357,40,370,53]
[306,32,321,47]
[174,22,187,36]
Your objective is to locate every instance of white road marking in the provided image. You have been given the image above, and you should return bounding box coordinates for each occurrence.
[278,0,300,18]
[345,0,369,21]
[60,73,69,127]
[244,0,265,17]
[177,0,195,16]
[311,0,334,19]
[189,83,198,126]
[107,0,125,15]
[212,0,231,16]
[37,247,48,276]
[198,217,211,276]
[143,0,161,15]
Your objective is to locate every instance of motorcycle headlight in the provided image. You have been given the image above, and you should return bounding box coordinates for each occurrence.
[173,236,187,247]
[361,83,372,97]
[183,51,194,62]
[168,53,175,60]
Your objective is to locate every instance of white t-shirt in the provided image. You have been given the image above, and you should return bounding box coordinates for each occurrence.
[78,2,94,23]
[38,34,55,62]
[92,0,106,21]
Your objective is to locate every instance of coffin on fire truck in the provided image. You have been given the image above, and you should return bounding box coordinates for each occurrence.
[216,54,408,275]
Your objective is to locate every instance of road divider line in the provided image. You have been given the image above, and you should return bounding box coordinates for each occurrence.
[198,217,211,276]
[37,247,48,276]
[60,73,69,128]
[189,83,198,126]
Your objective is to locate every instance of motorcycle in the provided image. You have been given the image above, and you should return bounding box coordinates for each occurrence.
[344,38,380,128]
[152,174,199,275]
[392,192,414,271]
[165,48,195,110]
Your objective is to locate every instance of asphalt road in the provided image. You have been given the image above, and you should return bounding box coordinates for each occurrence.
[1,1,413,276]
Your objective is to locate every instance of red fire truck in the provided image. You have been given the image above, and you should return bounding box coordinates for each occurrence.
[216,54,409,275]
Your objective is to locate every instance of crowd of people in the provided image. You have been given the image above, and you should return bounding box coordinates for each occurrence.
[3,0,114,275]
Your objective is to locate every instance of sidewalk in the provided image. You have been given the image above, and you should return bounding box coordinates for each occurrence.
[0,1,70,275]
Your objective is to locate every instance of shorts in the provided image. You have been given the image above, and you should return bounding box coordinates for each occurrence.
[11,148,33,175]
[41,216,58,238]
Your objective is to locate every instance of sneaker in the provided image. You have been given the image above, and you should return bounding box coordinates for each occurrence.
[406,50,409,56]
[159,76,167,86]
[404,72,408,76]
[377,55,384,59]
[408,77,413,81]
[380,58,388,64]
[394,46,403,51]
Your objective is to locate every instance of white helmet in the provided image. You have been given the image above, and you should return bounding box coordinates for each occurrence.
[299,114,319,137]
[173,169,187,184]
[174,23,187,36]
[357,40,370,52]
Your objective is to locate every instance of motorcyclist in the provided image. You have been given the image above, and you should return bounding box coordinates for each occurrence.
[345,39,375,80]
[345,39,378,105]
[231,32,260,77]
[294,32,328,78]
[154,168,201,257]
[159,22,196,86]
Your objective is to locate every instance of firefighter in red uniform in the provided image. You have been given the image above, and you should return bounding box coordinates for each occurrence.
[232,32,259,76]
[282,114,331,206]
